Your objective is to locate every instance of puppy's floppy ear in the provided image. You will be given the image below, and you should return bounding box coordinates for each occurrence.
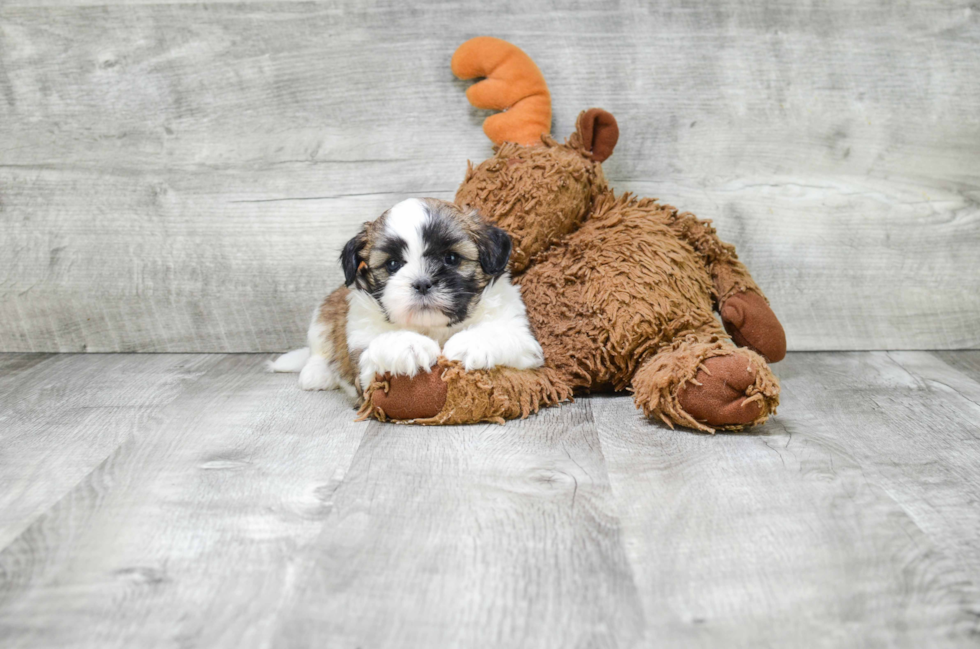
[476,224,512,277]
[341,226,368,287]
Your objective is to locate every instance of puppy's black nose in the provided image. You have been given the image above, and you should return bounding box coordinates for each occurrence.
[413,278,433,296]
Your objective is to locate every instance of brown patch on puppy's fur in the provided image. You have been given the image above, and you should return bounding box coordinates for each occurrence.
[342,213,390,295]
[318,286,357,387]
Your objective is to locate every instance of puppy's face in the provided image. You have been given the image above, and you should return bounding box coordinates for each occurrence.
[341,198,511,328]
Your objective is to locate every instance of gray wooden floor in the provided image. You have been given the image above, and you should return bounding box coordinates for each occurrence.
[2,352,980,648]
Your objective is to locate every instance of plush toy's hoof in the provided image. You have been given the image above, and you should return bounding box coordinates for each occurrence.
[370,368,448,421]
[677,354,765,427]
[721,291,787,363]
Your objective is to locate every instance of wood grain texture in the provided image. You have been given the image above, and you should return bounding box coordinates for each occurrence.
[1,1,978,352]
[593,352,980,647]
[275,401,645,649]
[0,353,224,549]
[933,350,980,384]
[0,354,369,648]
[1,352,980,646]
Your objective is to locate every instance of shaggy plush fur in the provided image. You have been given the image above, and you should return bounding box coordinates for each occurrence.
[632,333,779,432]
[356,37,786,432]
[360,111,785,432]
[520,193,731,390]
[359,359,573,425]
[455,136,605,273]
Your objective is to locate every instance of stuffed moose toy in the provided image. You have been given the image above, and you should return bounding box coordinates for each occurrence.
[355,37,786,432]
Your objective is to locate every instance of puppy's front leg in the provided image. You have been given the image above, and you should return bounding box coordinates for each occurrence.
[358,331,442,391]
[443,323,544,371]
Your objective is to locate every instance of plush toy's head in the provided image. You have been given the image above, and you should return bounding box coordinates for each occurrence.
[452,37,620,273]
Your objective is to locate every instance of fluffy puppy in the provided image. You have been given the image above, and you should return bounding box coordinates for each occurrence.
[271,198,544,397]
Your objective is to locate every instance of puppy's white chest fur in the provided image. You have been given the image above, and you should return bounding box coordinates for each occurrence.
[347,274,544,391]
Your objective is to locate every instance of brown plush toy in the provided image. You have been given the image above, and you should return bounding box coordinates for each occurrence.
[361,37,786,432]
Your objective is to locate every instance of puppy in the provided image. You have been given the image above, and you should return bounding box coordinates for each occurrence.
[271,198,544,398]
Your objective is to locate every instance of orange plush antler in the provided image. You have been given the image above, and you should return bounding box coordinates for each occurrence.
[451,37,551,147]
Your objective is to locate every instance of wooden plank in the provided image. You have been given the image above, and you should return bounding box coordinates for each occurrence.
[592,352,980,647]
[0,353,224,550]
[0,355,369,648]
[0,167,457,352]
[855,352,980,585]
[933,351,980,384]
[274,400,646,649]
[1,1,978,352]
[0,353,53,376]
[5,0,316,5]
[3,351,980,644]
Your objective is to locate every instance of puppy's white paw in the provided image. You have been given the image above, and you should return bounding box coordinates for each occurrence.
[359,331,441,389]
[442,330,499,371]
[443,329,545,371]
[299,355,340,391]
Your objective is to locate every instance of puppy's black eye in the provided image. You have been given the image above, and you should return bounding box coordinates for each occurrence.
[444,252,460,267]
[385,259,403,274]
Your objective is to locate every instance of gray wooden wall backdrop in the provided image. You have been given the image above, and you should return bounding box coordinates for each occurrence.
[1,0,978,352]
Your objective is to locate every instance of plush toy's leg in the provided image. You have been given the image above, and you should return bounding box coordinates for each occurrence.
[358,359,573,425]
[631,331,780,433]
[665,211,786,362]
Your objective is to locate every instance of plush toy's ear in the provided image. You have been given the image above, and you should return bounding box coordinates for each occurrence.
[341,227,368,287]
[576,108,619,162]
[476,224,512,277]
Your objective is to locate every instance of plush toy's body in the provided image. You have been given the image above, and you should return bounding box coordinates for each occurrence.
[361,37,785,432]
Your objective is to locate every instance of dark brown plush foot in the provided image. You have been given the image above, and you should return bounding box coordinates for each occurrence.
[369,368,448,421]
[720,291,787,362]
[677,354,765,427]
[632,336,779,432]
